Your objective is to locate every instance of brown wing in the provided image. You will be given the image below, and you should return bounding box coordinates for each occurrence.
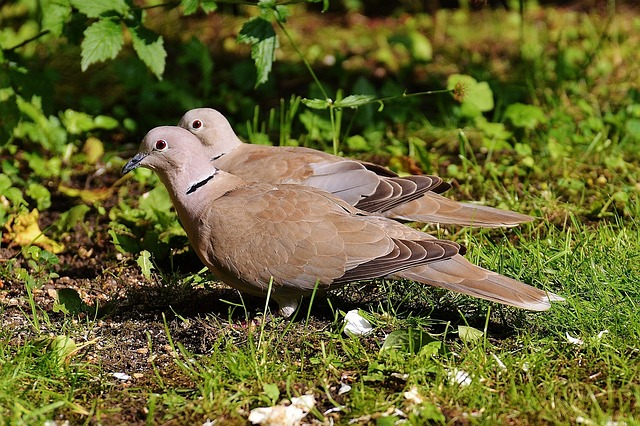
[384,192,534,227]
[217,144,445,213]
[203,184,462,293]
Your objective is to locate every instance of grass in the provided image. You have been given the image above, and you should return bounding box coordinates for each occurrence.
[3,215,639,424]
[1,2,640,425]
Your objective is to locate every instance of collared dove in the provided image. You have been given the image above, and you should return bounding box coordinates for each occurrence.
[178,108,533,228]
[122,126,563,317]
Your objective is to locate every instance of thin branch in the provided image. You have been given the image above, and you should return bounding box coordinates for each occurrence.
[7,30,50,52]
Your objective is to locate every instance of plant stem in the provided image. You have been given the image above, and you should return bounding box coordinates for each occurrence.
[7,30,50,52]
[277,20,329,100]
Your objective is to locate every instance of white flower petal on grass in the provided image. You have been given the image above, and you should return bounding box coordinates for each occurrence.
[566,332,584,346]
[447,369,472,387]
[338,383,352,395]
[597,330,610,339]
[248,394,316,426]
[343,310,373,336]
[403,386,423,404]
[491,353,507,372]
[202,420,216,426]
[112,372,131,381]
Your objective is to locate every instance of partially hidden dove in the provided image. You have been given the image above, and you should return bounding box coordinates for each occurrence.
[122,126,563,317]
[178,108,533,228]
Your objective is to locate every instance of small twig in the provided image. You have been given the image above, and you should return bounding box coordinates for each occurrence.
[7,30,50,52]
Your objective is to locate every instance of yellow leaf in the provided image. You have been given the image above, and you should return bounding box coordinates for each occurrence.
[58,185,114,204]
[5,209,65,253]
[82,136,104,165]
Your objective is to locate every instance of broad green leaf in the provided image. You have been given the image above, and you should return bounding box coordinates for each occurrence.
[94,115,119,129]
[81,19,125,71]
[458,325,484,344]
[70,0,129,17]
[62,109,96,134]
[108,227,140,254]
[262,383,280,402]
[130,26,166,79]
[625,118,640,139]
[136,250,155,280]
[301,98,329,110]
[346,135,370,152]
[181,0,199,15]
[409,30,432,62]
[48,335,78,367]
[26,183,52,210]
[334,94,375,109]
[237,17,278,86]
[273,5,291,23]
[381,328,440,354]
[52,204,91,235]
[54,288,91,314]
[40,0,72,37]
[447,74,494,118]
[201,0,218,13]
[504,103,547,130]
[138,186,173,220]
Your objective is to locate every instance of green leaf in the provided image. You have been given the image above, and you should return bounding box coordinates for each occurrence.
[130,26,166,79]
[54,288,91,315]
[40,0,72,37]
[334,94,375,109]
[458,325,484,344]
[70,0,129,17]
[181,0,199,15]
[346,135,370,152]
[625,118,640,139]
[94,115,119,129]
[504,103,547,130]
[301,98,330,110]
[201,0,218,13]
[26,183,52,211]
[52,204,91,235]
[48,335,78,366]
[80,19,125,71]
[447,74,494,118]
[237,17,278,86]
[381,328,440,355]
[108,227,140,254]
[136,250,155,280]
[62,109,96,134]
[262,383,280,402]
[408,30,432,62]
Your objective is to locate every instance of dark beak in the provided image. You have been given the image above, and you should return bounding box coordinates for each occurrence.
[122,152,148,175]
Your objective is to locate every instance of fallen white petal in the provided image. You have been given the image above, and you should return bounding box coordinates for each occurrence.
[597,330,610,339]
[343,310,373,336]
[202,420,216,426]
[248,395,315,426]
[447,369,472,386]
[566,332,584,346]
[403,386,423,404]
[491,353,507,371]
[324,406,345,415]
[112,372,131,381]
[338,383,351,395]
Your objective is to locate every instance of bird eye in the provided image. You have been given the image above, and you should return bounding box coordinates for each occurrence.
[191,119,203,129]
[155,139,168,150]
